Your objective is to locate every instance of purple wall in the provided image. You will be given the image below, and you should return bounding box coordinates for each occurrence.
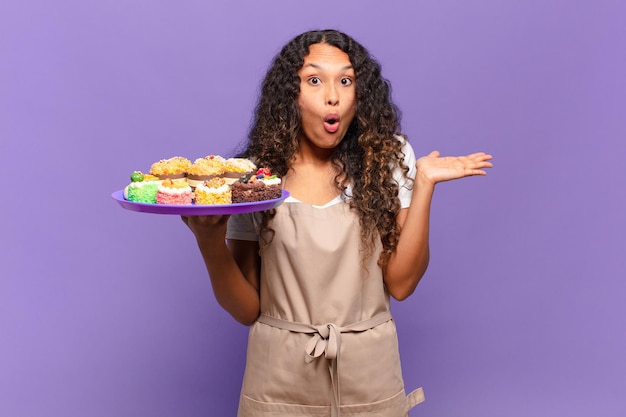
[2,1,624,416]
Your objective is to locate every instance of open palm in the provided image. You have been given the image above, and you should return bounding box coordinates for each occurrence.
[416,151,493,185]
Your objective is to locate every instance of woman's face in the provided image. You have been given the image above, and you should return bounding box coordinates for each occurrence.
[297,43,356,153]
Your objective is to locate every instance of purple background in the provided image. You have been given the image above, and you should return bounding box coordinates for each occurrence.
[2,1,625,416]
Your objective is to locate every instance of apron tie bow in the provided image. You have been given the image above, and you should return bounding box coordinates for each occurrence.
[305,323,341,363]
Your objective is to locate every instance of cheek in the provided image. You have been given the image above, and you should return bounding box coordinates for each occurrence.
[297,95,309,114]
[346,90,357,109]
[297,98,315,120]
[345,100,357,121]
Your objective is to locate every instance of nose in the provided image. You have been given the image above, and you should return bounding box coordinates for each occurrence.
[325,84,339,106]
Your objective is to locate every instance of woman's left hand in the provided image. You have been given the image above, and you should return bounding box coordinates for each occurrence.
[416,151,493,186]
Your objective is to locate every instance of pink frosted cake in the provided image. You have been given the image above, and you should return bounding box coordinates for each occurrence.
[155,179,192,205]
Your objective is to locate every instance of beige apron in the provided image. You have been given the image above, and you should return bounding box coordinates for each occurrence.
[237,201,424,417]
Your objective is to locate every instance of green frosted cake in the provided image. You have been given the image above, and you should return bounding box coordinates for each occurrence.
[123,171,160,204]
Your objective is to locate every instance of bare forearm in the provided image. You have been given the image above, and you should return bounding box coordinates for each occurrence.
[384,177,434,300]
[196,237,260,325]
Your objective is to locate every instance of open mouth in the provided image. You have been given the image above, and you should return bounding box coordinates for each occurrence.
[323,113,340,133]
[324,114,339,124]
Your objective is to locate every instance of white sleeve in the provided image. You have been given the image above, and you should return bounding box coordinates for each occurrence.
[393,136,417,209]
[226,212,261,241]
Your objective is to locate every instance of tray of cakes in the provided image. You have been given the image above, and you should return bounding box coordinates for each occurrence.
[112,155,289,215]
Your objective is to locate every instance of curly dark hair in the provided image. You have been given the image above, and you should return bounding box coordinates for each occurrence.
[238,29,412,268]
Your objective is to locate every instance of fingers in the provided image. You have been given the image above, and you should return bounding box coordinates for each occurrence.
[185,214,231,227]
[458,152,493,169]
[465,153,493,175]
[181,214,230,228]
[182,215,231,242]
[424,150,492,162]
[468,152,493,163]
[191,215,226,223]
[474,155,493,170]
[467,168,488,176]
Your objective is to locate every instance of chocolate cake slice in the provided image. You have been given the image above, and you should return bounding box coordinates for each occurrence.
[231,170,282,203]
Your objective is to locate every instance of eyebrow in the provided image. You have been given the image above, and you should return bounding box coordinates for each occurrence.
[302,63,354,71]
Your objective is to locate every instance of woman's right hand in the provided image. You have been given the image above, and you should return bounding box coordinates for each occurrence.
[181,215,231,244]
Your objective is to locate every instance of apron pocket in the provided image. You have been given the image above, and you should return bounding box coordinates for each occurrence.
[238,388,424,417]
[239,394,329,416]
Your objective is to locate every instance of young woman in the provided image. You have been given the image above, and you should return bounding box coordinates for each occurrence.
[183,29,492,417]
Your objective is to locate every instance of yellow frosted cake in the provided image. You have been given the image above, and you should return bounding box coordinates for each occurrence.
[222,158,257,184]
[194,178,232,205]
[149,156,191,183]
[186,156,226,189]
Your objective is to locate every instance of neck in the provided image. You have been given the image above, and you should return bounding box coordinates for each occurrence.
[295,137,336,165]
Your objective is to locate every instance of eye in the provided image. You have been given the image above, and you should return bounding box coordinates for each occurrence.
[308,77,321,85]
[341,77,353,86]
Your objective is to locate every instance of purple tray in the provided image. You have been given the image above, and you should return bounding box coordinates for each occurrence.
[112,189,289,215]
